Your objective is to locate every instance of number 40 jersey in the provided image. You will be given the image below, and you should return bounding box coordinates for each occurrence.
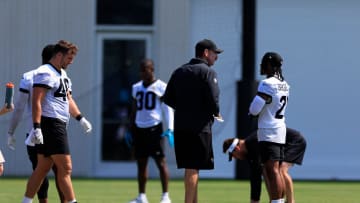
[132,79,173,130]
[33,64,72,123]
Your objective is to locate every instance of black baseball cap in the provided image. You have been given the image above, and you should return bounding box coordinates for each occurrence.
[195,39,223,54]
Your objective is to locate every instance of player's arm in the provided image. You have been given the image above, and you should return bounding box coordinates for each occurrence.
[249,93,268,116]
[68,92,92,133]
[68,92,81,117]
[32,86,47,125]
[8,91,29,134]
[0,104,13,115]
[249,81,273,116]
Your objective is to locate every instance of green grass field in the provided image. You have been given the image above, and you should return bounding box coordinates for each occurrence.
[1,178,360,203]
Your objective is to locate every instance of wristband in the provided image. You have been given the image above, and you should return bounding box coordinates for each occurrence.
[75,114,83,121]
[33,123,41,129]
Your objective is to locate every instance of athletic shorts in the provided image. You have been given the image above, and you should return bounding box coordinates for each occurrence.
[259,141,284,163]
[36,116,70,157]
[133,123,165,159]
[174,130,214,170]
[284,134,306,165]
[26,134,49,199]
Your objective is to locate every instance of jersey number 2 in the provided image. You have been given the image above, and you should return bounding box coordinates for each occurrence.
[275,96,288,119]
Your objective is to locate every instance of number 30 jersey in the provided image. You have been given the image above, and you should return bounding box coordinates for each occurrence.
[132,79,174,129]
[257,77,290,129]
[33,64,72,123]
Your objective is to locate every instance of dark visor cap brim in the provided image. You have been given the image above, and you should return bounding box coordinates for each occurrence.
[214,49,223,54]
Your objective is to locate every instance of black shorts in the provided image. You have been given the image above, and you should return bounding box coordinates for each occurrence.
[174,130,214,170]
[284,134,306,165]
[259,141,284,163]
[26,133,38,169]
[36,116,70,157]
[133,123,165,159]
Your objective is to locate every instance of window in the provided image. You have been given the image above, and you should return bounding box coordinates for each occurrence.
[99,35,150,162]
[97,0,153,25]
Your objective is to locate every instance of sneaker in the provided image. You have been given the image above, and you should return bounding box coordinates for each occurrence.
[160,196,171,203]
[128,196,149,203]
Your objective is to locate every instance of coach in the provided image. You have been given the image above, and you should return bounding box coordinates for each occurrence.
[163,39,223,203]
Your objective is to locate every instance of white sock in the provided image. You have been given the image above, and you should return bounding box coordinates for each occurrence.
[162,192,169,198]
[139,193,147,199]
[68,200,77,203]
[271,200,282,203]
[22,197,33,203]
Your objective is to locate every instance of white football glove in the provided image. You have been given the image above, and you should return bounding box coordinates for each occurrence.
[25,128,44,146]
[80,117,92,134]
[7,133,16,150]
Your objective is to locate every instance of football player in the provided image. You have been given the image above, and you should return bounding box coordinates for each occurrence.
[249,52,290,203]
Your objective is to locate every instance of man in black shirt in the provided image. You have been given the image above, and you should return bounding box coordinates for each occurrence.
[164,39,223,203]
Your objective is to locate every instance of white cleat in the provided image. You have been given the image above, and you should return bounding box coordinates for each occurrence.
[160,196,171,203]
[128,196,149,203]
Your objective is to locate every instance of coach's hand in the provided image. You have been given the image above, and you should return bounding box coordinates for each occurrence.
[162,129,174,148]
[80,117,92,134]
[7,133,16,150]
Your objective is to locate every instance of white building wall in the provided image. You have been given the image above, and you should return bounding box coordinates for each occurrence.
[1,0,360,180]
[189,0,360,180]
[190,0,242,178]
[0,0,97,176]
[258,0,360,180]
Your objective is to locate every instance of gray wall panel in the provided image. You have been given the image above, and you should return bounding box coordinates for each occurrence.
[0,0,96,176]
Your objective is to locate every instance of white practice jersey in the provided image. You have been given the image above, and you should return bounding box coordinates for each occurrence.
[18,69,37,130]
[33,64,72,123]
[8,69,39,135]
[257,77,290,142]
[132,79,174,129]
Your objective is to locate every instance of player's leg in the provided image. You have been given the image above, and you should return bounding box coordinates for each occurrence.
[128,157,149,203]
[51,154,76,202]
[24,154,53,200]
[262,167,271,200]
[263,160,284,201]
[52,164,66,203]
[154,156,171,202]
[184,168,199,203]
[259,142,285,202]
[280,162,294,203]
[137,157,149,194]
[152,124,171,202]
[37,177,49,203]
[41,116,76,202]
[27,142,49,203]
